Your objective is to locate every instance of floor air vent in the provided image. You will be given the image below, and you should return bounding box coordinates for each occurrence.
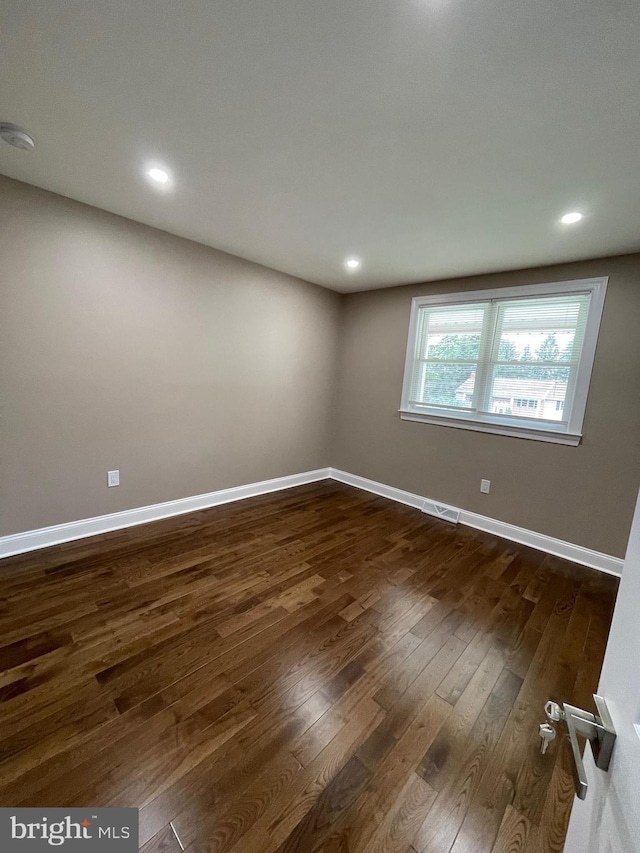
[421,499,460,524]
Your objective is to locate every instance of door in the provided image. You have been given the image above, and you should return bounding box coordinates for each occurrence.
[563,488,640,853]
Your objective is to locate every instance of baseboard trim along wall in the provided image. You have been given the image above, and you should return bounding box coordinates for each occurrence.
[0,469,332,559]
[0,467,624,576]
[328,469,624,577]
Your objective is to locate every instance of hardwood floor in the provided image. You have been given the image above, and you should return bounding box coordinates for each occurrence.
[0,481,618,852]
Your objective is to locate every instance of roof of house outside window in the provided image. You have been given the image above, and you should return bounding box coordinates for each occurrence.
[456,374,567,401]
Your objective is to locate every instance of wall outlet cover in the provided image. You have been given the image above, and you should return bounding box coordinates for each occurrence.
[107,470,120,487]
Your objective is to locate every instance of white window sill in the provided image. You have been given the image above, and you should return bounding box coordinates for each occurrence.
[398,410,582,445]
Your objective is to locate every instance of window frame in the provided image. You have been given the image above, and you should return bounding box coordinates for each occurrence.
[399,277,608,446]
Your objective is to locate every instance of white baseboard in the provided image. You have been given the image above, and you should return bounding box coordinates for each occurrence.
[329,468,427,511]
[0,468,332,559]
[329,469,623,577]
[0,466,624,576]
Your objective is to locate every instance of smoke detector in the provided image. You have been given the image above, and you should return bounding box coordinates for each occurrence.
[0,122,35,151]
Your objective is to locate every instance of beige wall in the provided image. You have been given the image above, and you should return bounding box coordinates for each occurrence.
[332,256,640,558]
[0,177,341,535]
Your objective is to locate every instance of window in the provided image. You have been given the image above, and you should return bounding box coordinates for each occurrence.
[400,277,607,445]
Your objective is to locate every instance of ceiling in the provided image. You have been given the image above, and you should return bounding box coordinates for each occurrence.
[1,0,639,293]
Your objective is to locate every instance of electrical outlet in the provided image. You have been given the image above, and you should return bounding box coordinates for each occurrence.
[480,479,491,494]
[107,470,120,488]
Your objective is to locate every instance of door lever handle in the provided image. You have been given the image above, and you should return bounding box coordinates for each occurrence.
[561,694,616,800]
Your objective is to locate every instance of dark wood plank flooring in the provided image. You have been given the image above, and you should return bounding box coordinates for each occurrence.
[0,481,618,852]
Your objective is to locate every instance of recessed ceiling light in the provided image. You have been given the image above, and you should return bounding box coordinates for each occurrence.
[344,257,361,270]
[560,211,583,225]
[147,167,170,184]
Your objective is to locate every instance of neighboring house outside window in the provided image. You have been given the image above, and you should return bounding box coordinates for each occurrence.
[400,277,607,445]
[456,380,567,421]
